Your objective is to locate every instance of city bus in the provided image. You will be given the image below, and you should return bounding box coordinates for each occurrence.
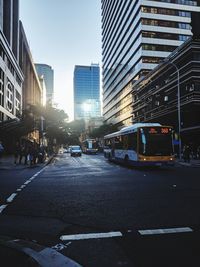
[104,123,175,166]
[82,139,98,154]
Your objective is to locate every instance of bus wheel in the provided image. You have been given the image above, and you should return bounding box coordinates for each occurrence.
[124,155,129,165]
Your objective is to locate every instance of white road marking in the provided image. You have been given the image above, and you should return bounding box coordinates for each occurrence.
[138,227,193,235]
[24,180,31,185]
[60,231,122,241]
[7,193,18,203]
[0,205,8,213]
[51,242,71,251]
[0,166,47,215]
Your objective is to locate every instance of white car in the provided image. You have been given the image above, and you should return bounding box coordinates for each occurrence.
[70,145,82,156]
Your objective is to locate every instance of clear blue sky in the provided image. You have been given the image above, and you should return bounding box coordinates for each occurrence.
[19,0,102,121]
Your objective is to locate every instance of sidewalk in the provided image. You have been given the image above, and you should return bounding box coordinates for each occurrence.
[0,154,53,170]
[176,158,200,168]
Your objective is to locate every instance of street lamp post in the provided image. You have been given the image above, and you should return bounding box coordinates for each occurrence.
[165,61,181,160]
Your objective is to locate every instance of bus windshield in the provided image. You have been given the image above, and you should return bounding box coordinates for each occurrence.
[139,127,173,156]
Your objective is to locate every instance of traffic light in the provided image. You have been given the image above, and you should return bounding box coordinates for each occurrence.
[191,12,200,40]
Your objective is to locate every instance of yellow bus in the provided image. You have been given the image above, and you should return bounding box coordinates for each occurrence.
[104,123,175,166]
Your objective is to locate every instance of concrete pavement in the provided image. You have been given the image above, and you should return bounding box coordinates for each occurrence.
[1,154,200,170]
[176,158,200,167]
[0,154,54,170]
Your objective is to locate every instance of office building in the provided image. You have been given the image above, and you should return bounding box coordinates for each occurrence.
[0,0,23,123]
[132,36,200,153]
[73,64,100,121]
[101,0,200,128]
[35,63,54,105]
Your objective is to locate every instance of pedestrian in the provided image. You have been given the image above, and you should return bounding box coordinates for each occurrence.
[183,144,191,163]
[0,141,4,162]
[14,141,21,164]
[18,144,24,164]
[197,145,200,160]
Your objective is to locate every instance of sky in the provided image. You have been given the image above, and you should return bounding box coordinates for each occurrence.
[19,0,102,121]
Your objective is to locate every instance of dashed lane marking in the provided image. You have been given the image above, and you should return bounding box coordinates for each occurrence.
[138,227,193,235]
[6,193,18,203]
[0,204,8,214]
[60,231,123,241]
[60,227,194,241]
[0,166,47,214]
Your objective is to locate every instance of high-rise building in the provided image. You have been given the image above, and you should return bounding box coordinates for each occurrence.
[101,0,200,128]
[0,0,23,122]
[73,63,101,121]
[35,63,54,105]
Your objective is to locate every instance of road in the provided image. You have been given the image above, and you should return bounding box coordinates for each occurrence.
[0,153,200,266]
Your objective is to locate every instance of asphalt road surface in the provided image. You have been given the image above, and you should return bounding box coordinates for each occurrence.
[0,153,200,267]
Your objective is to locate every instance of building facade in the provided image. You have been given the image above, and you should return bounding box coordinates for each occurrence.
[18,21,43,143]
[73,64,101,121]
[35,63,54,105]
[0,0,23,123]
[101,0,200,128]
[132,37,200,153]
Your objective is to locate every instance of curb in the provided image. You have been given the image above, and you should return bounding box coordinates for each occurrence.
[0,155,54,171]
[0,236,82,267]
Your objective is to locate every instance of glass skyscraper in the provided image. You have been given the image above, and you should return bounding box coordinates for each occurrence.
[35,64,54,105]
[73,64,100,121]
[101,0,200,128]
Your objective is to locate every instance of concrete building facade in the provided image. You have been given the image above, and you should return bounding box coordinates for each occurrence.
[0,0,23,123]
[132,37,200,154]
[73,64,101,121]
[101,0,200,128]
[18,21,43,143]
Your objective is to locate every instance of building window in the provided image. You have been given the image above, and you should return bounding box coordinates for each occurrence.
[0,44,5,60]
[0,68,4,107]
[15,90,21,116]
[141,18,191,30]
[142,44,176,52]
[6,79,14,113]
[141,6,191,17]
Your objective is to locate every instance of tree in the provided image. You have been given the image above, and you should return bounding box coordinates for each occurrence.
[42,104,69,145]
[65,119,86,145]
[90,123,119,138]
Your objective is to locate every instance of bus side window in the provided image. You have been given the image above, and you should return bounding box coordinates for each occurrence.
[115,136,123,149]
[128,133,137,150]
[105,139,111,149]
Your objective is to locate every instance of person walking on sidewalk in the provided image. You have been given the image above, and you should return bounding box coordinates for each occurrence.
[14,141,21,164]
[183,144,191,163]
[0,141,4,162]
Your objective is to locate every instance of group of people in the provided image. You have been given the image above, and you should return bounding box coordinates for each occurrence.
[14,141,46,166]
[182,144,200,163]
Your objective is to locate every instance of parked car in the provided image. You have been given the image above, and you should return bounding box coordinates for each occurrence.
[70,145,82,156]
